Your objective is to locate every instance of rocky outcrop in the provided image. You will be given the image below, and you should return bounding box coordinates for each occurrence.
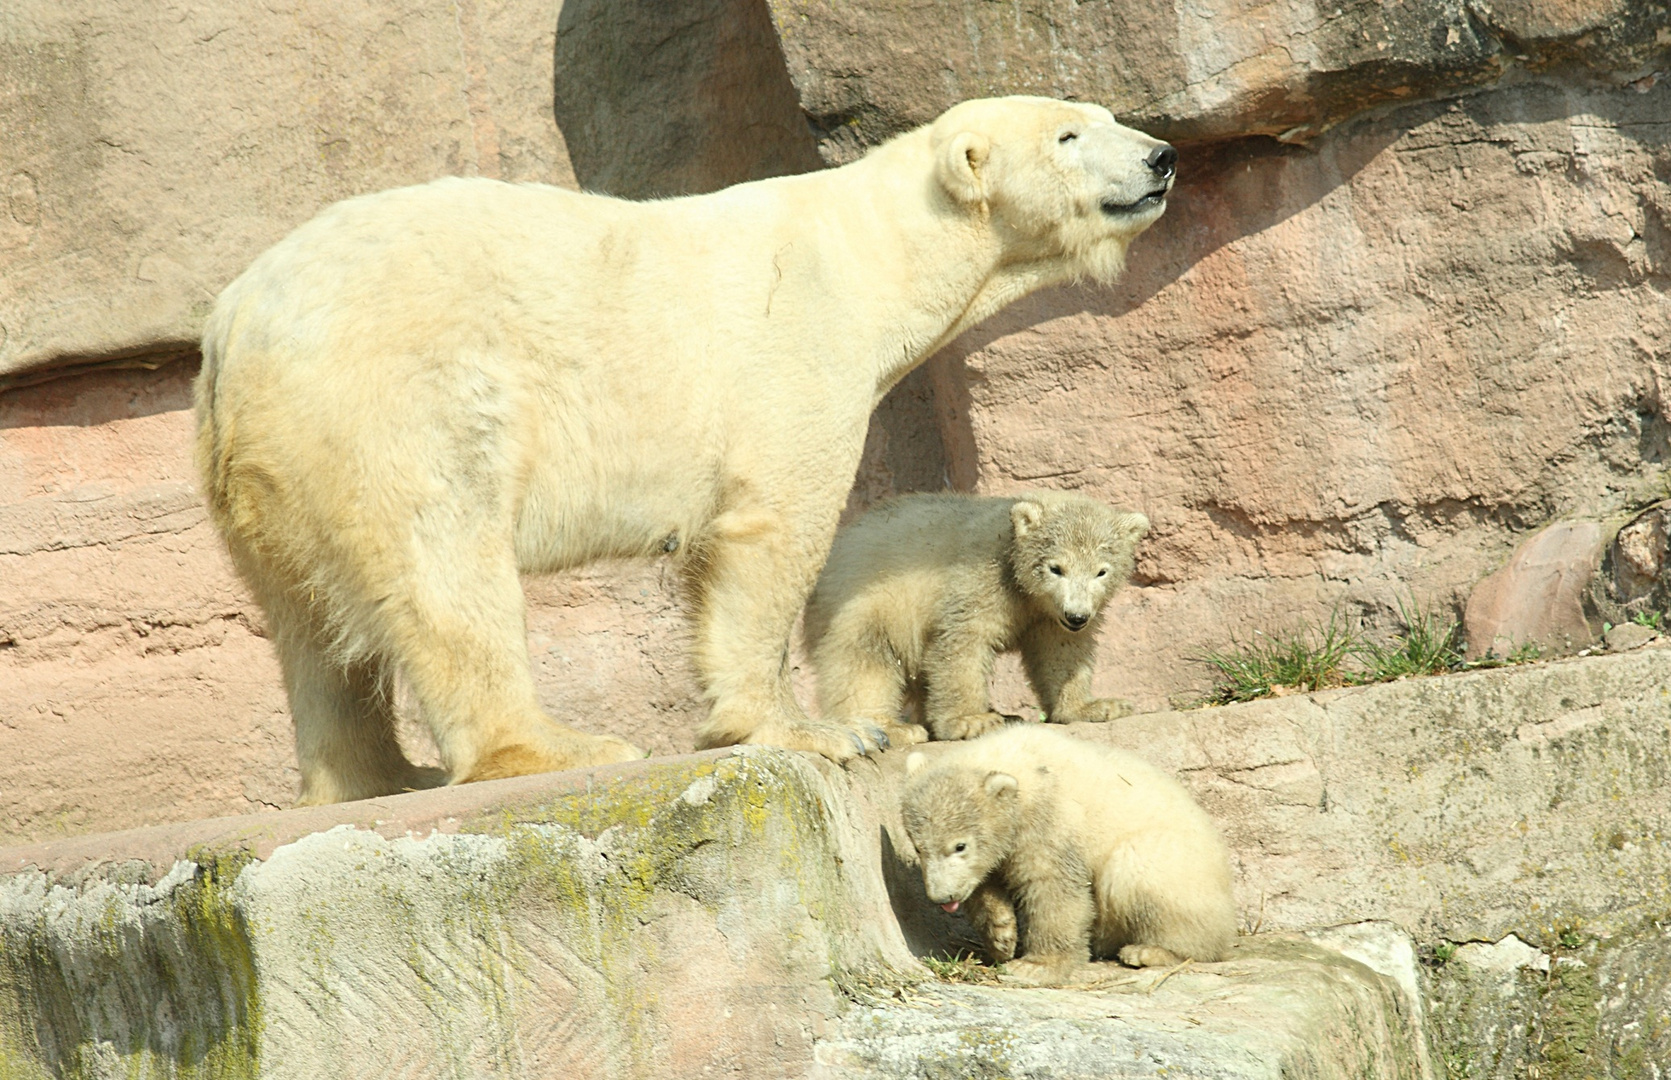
[767,0,1669,158]
[0,0,576,386]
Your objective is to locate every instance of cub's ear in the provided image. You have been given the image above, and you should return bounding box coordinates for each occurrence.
[1010,501,1043,539]
[984,771,1019,798]
[937,130,991,205]
[1121,512,1151,542]
[906,751,927,777]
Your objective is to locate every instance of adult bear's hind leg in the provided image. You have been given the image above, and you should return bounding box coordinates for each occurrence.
[268,599,444,805]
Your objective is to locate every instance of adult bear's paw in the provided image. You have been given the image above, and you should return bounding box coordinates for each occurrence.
[461,730,646,783]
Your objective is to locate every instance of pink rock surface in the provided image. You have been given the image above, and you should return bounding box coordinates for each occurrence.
[1462,521,1605,658]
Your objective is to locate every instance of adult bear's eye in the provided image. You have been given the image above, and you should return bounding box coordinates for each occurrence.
[953,842,967,853]
[1096,568,1108,577]
[1059,131,1078,143]
[1049,564,1063,576]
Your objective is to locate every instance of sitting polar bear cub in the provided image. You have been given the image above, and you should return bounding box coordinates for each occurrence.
[903,725,1237,982]
[806,492,1148,748]
[195,94,1175,804]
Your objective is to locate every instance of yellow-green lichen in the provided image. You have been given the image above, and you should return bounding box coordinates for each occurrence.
[0,848,263,1080]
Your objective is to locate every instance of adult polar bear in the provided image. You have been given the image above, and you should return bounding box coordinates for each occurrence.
[195,96,1176,804]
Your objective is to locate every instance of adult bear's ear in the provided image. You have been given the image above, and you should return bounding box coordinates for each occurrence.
[906,752,927,777]
[937,131,991,205]
[1011,501,1043,538]
[984,772,1018,798]
[1122,512,1151,542]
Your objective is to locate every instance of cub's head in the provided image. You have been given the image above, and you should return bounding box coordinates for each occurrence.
[901,752,1022,912]
[931,95,1176,284]
[1008,494,1149,633]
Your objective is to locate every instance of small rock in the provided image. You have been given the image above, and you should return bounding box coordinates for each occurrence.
[1604,622,1659,652]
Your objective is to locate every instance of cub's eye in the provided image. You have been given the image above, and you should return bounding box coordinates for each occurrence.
[953,842,967,853]
[1096,568,1108,578]
[1048,564,1064,576]
[1058,131,1078,143]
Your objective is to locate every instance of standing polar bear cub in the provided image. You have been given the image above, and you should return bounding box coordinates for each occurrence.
[194,95,1176,804]
[806,492,1148,747]
[903,725,1237,982]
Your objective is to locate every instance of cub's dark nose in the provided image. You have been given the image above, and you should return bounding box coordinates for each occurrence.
[1146,144,1177,180]
[1063,613,1090,631]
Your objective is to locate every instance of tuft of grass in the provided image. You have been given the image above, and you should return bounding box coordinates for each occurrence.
[1358,595,1462,681]
[921,954,1002,984]
[1199,615,1358,705]
[1199,594,1542,706]
[1632,609,1664,630]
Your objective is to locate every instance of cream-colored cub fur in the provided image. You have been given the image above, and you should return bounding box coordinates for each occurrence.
[806,492,1148,747]
[194,95,1175,804]
[902,725,1236,982]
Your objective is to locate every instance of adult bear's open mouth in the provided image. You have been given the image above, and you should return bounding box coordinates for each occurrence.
[1100,190,1169,216]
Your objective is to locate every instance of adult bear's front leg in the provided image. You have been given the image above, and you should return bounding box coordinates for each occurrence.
[689,505,886,762]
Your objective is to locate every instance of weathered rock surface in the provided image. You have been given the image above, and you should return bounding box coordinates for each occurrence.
[1068,645,1671,947]
[0,747,1432,1079]
[0,0,577,384]
[767,0,1671,158]
[1462,520,1605,658]
[817,937,1428,1080]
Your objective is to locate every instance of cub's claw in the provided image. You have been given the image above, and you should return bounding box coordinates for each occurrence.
[867,725,891,750]
[848,731,868,756]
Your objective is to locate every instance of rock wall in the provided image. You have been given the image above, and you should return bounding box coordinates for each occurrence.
[3,0,1669,837]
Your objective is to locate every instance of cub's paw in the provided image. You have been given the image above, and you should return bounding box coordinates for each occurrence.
[1117,944,1187,969]
[931,711,1018,741]
[1053,698,1134,724]
[870,720,929,749]
[738,719,886,763]
[999,954,1080,986]
[978,912,1018,965]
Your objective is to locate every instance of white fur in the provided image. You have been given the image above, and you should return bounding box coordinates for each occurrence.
[901,725,1236,975]
[806,492,1148,746]
[193,96,1174,803]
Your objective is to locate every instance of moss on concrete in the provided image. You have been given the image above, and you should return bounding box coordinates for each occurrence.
[0,851,262,1080]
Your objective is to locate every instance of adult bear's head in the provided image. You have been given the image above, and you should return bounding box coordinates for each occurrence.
[931,96,1175,284]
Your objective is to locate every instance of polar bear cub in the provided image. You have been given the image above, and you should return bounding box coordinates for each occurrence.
[805,492,1148,748]
[902,725,1236,981]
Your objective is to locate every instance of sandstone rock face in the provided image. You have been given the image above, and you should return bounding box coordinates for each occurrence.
[0,0,576,384]
[768,0,1670,158]
[553,0,822,198]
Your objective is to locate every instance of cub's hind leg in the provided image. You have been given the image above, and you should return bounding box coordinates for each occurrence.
[812,626,928,752]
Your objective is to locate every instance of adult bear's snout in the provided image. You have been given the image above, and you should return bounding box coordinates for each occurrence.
[1146,144,1177,180]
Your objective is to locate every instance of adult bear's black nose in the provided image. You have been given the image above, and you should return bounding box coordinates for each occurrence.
[1063,613,1090,631]
[1146,144,1177,179]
